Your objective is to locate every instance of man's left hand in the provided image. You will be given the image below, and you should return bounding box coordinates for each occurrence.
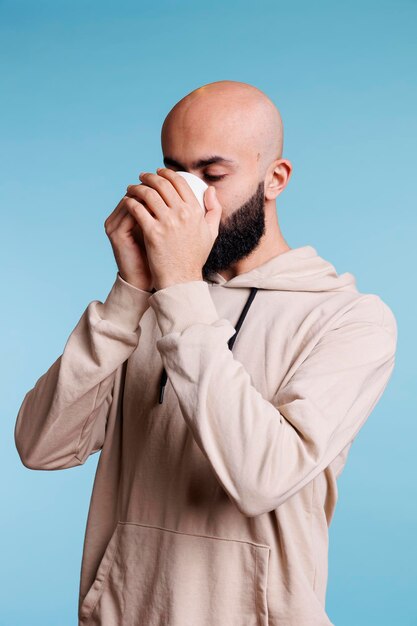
[124,168,223,290]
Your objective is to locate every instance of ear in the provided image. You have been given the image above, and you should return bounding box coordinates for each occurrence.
[266,159,293,200]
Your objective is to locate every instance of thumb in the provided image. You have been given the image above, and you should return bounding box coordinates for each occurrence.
[203,186,222,232]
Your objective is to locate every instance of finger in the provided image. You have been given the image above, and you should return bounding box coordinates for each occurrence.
[105,194,141,235]
[126,184,170,220]
[153,168,199,205]
[124,197,156,234]
[112,206,137,237]
[138,171,191,207]
[109,208,146,252]
[104,195,128,233]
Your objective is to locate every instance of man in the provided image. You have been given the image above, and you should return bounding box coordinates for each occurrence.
[14,80,397,625]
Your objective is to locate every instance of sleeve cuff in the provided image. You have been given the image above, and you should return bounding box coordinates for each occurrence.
[95,271,152,331]
[148,280,219,335]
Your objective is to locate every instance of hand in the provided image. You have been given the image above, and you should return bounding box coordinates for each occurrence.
[104,185,154,292]
[124,168,223,290]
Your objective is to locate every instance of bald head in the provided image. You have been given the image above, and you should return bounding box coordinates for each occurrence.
[161,80,283,178]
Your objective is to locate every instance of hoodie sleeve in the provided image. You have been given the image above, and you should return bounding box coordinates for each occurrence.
[148,280,397,517]
[14,272,151,471]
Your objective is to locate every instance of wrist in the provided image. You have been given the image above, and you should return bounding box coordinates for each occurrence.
[154,275,203,291]
[117,271,153,293]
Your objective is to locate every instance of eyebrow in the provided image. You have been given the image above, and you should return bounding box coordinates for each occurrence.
[163,155,237,170]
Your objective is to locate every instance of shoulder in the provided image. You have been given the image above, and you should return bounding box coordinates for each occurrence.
[333,291,398,354]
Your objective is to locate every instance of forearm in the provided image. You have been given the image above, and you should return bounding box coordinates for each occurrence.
[14,272,151,470]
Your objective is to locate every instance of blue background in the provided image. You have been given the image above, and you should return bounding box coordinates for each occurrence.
[1,1,416,624]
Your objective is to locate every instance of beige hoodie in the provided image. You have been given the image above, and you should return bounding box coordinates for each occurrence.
[14,244,397,626]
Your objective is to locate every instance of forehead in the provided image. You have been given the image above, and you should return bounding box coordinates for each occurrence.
[161,129,251,170]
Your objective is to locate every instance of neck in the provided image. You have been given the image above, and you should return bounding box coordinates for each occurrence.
[216,205,291,281]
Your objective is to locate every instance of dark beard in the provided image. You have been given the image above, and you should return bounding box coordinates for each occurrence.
[202,180,266,280]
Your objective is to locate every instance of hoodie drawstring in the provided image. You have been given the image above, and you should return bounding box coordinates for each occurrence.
[158,287,259,404]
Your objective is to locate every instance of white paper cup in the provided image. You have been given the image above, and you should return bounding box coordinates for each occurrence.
[176,171,209,213]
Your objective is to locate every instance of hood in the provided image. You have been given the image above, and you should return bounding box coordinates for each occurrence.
[204,245,358,293]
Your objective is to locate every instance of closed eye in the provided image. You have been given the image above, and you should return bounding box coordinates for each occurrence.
[204,174,225,182]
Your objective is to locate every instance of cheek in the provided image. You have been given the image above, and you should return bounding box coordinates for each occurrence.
[215,192,235,220]
[216,181,250,216]
[215,179,247,208]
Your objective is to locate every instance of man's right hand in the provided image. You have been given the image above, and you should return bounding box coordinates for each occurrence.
[104,188,154,292]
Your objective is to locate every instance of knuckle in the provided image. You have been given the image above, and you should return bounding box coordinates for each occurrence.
[177,206,189,221]
[167,215,177,229]
[158,177,170,190]
[153,225,164,239]
[143,186,158,201]
[124,196,137,210]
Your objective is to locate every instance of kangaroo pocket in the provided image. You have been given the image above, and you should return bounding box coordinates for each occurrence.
[79,520,271,626]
